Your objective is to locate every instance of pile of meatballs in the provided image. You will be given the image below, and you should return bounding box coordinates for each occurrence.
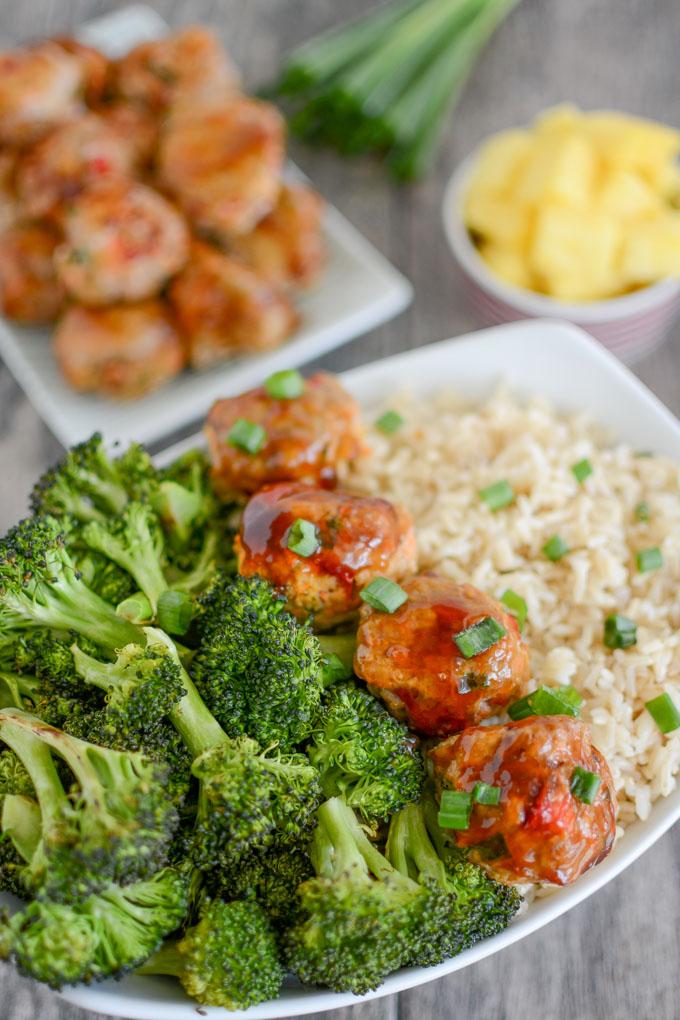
[208,372,618,888]
[0,27,325,399]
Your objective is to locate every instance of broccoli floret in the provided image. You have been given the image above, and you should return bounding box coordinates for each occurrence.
[192,574,324,750]
[154,449,217,553]
[0,516,143,654]
[138,897,282,1009]
[284,796,446,994]
[77,551,137,606]
[386,797,522,965]
[307,682,425,822]
[0,750,33,798]
[216,841,313,930]
[0,866,189,988]
[0,794,40,896]
[0,707,178,901]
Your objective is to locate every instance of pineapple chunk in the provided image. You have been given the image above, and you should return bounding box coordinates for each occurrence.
[620,212,680,284]
[469,129,533,196]
[586,111,680,181]
[534,104,583,137]
[531,204,621,300]
[464,189,531,247]
[478,242,534,291]
[514,131,597,208]
[597,168,660,220]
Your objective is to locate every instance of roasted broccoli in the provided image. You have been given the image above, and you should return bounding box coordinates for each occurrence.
[0,866,189,988]
[138,896,282,1009]
[0,794,40,896]
[386,797,521,965]
[154,449,218,553]
[0,516,142,654]
[284,796,447,994]
[192,574,325,750]
[307,682,425,821]
[0,707,178,901]
[215,841,313,930]
[77,551,137,606]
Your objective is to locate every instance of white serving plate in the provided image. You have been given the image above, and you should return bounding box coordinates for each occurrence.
[0,6,412,449]
[41,318,680,1019]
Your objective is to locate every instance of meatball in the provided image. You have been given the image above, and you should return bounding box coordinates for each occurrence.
[430,715,617,886]
[16,113,138,221]
[354,574,531,736]
[53,301,185,400]
[235,482,417,629]
[231,183,326,289]
[169,242,298,369]
[50,37,111,106]
[0,42,83,146]
[97,102,158,170]
[0,223,64,324]
[158,97,285,241]
[0,150,18,233]
[54,180,189,305]
[205,371,365,498]
[114,26,239,112]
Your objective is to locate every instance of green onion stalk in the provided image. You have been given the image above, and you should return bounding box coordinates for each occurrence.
[267,0,521,180]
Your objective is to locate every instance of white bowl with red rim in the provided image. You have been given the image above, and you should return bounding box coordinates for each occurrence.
[442,153,680,364]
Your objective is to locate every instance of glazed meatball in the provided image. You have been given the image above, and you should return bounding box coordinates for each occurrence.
[114,26,239,112]
[53,301,185,400]
[235,481,417,629]
[169,242,298,369]
[54,180,189,305]
[232,183,326,289]
[430,715,617,886]
[97,102,158,170]
[354,574,531,736]
[0,42,83,146]
[50,37,111,106]
[205,372,365,498]
[0,223,64,324]
[0,151,18,233]
[158,97,285,241]
[16,113,138,221]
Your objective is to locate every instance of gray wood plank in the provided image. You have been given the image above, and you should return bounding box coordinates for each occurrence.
[1,1,680,1018]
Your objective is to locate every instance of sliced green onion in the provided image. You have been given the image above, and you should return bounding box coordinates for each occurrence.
[543,534,569,561]
[157,590,195,636]
[287,518,320,557]
[500,589,527,631]
[264,369,305,399]
[438,789,472,830]
[228,418,267,454]
[116,591,153,624]
[645,692,680,734]
[636,547,663,573]
[570,767,601,804]
[634,501,650,522]
[571,458,593,484]
[472,781,501,806]
[375,409,405,435]
[453,617,506,659]
[508,684,583,721]
[604,613,637,650]
[479,479,515,511]
[321,652,352,686]
[360,577,408,613]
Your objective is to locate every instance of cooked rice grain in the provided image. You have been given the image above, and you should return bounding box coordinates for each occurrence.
[345,387,680,826]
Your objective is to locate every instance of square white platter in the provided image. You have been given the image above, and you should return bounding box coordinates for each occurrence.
[44,318,680,1019]
[0,5,412,449]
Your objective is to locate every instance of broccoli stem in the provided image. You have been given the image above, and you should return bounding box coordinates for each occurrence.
[19,575,141,652]
[386,801,449,888]
[2,794,41,863]
[314,796,413,888]
[137,940,186,978]
[0,671,40,709]
[0,719,70,832]
[317,633,356,671]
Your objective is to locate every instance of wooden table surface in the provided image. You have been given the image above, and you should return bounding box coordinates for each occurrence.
[2,1,680,1018]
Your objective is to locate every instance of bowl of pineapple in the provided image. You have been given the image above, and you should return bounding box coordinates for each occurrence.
[443,105,680,363]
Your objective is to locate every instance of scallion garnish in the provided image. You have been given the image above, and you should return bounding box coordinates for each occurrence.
[571,458,593,484]
[227,418,267,454]
[375,409,405,435]
[264,369,305,399]
[604,613,637,649]
[570,767,601,804]
[645,692,680,734]
[157,590,195,636]
[360,577,408,613]
[479,479,515,511]
[472,781,501,806]
[543,534,569,561]
[508,684,583,721]
[500,589,527,631]
[438,789,472,830]
[453,616,506,659]
[636,547,663,573]
[287,518,320,558]
[634,501,650,522]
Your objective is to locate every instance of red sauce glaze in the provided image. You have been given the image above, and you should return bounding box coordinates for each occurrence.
[353,573,530,736]
[235,481,417,628]
[204,372,365,499]
[430,715,618,885]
